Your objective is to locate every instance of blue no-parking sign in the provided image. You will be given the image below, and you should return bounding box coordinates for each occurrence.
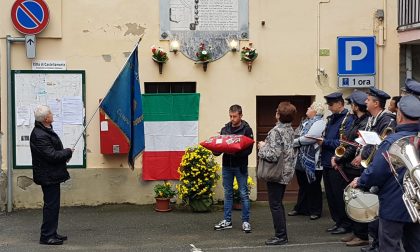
[337,36,375,76]
[11,0,50,35]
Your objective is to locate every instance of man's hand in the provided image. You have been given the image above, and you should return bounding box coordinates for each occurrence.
[350,177,359,188]
[331,157,338,170]
[351,155,362,166]
[316,138,324,145]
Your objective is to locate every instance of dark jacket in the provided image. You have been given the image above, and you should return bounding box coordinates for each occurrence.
[358,123,418,222]
[335,113,369,175]
[321,109,353,169]
[220,120,254,169]
[361,111,396,160]
[30,121,73,185]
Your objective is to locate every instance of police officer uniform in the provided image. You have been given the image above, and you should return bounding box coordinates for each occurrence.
[357,95,420,252]
[334,91,370,245]
[321,92,354,234]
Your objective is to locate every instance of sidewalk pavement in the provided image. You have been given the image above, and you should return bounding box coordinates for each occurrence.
[0,202,362,252]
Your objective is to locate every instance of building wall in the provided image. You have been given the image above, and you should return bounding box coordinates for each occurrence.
[0,0,401,208]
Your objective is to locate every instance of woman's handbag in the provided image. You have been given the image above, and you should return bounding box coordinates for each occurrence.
[256,157,286,183]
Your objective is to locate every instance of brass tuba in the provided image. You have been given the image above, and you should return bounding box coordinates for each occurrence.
[388,135,420,223]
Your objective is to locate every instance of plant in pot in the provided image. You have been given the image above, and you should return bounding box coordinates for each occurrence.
[176,145,221,212]
[233,176,255,210]
[154,181,176,212]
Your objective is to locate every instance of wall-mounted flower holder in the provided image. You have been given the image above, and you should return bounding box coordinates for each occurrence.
[151,45,168,74]
[152,57,165,74]
[195,60,210,72]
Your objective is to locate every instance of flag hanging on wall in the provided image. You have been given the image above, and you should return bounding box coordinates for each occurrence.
[99,46,145,169]
[142,93,200,180]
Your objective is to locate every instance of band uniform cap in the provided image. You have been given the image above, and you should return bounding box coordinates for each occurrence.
[368,87,391,101]
[405,79,420,96]
[398,95,420,118]
[324,92,343,103]
[350,90,368,106]
[345,94,352,103]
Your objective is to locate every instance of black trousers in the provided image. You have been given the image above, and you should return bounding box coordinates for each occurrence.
[267,182,287,239]
[323,167,351,229]
[293,170,323,216]
[41,183,61,240]
[379,218,420,252]
[368,219,379,247]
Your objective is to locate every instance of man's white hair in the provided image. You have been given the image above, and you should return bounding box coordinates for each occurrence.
[34,105,51,122]
[311,102,325,116]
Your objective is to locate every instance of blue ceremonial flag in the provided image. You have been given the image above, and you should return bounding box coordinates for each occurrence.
[100,45,145,169]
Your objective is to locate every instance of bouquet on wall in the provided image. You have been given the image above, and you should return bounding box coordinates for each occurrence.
[176,146,221,210]
[240,43,258,62]
[151,45,169,63]
[195,43,212,62]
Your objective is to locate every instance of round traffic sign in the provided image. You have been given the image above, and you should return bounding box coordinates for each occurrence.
[11,0,50,35]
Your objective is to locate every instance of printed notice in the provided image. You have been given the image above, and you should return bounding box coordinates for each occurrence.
[62,97,83,125]
[16,106,31,126]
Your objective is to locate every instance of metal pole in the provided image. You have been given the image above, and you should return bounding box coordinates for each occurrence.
[6,36,25,213]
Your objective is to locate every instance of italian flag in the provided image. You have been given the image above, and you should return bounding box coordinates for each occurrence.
[142,93,200,180]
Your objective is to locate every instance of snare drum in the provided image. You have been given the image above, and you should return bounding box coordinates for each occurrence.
[343,185,379,223]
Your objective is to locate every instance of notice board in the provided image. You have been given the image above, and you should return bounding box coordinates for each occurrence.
[11,70,86,168]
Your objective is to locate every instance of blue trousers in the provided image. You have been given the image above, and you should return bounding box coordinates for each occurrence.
[222,166,250,222]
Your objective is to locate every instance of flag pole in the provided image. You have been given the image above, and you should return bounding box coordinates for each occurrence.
[72,35,144,149]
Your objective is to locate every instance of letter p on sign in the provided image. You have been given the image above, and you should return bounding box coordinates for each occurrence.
[345,41,367,71]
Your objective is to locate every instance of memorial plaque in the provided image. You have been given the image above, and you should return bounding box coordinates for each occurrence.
[160,0,249,61]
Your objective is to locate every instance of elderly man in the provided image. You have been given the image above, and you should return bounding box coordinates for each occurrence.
[30,105,73,245]
[351,95,420,252]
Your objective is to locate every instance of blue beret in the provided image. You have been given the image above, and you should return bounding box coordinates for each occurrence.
[398,95,420,118]
[324,92,343,102]
[405,79,420,96]
[368,87,391,101]
[350,90,368,106]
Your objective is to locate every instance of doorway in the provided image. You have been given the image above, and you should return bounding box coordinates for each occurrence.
[256,96,314,201]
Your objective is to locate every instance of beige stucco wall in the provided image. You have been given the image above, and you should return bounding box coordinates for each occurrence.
[0,0,401,208]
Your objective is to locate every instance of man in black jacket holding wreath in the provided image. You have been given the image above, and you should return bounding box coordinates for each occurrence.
[30,105,73,245]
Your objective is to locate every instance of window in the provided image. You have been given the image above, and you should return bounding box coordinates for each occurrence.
[144,82,196,93]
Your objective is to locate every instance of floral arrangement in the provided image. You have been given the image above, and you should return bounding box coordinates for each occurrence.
[233,176,255,203]
[176,146,221,204]
[195,43,212,62]
[151,45,168,63]
[240,43,258,62]
[154,181,177,199]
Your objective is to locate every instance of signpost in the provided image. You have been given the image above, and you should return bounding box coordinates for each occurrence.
[337,36,376,88]
[11,0,50,59]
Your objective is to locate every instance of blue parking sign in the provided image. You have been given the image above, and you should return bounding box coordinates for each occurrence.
[337,36,375,75]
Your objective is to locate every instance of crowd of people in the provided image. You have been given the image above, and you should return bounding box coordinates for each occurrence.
[213,79,420,251]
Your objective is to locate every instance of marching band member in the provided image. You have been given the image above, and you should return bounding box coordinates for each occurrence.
[318,92,353,235]
[351,87,396,252]
[351,95,420,252]
[332,90,369,246]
